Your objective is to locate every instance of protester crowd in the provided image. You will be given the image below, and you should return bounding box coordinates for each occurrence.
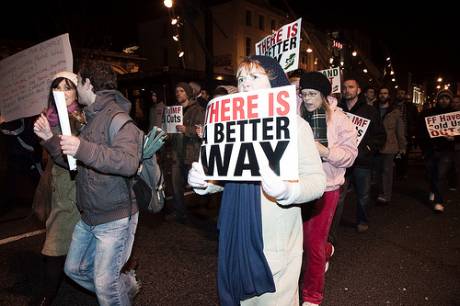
[1,52,459,306]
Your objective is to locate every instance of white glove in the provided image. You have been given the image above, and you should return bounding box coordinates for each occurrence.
[188,162,208,189]
[259,165,293,202]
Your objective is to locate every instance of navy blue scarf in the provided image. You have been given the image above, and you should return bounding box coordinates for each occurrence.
[217,182,275,305]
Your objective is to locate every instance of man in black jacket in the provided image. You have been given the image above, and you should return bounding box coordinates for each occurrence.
[417,89,456,213]
[330,78,386,238]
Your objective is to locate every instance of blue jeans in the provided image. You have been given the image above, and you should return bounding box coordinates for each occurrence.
[425,151,454,204]
[350,167,371,225]
[171,162,191,218]
[64,213,139,306]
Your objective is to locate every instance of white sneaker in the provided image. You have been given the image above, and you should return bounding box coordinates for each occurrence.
[303,302,319,306]
[325,244,335,272]
[429,192,435,201]
[433,203,444,213]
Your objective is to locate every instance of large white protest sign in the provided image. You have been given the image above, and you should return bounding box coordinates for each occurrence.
[345,112,370,145]
[163,106,183,133]
[200,85,298,181]
[255,18,302,73]
[319,67,341,94]
[53,91,77,171]
[425,111,460,138]
[0,34,73,122]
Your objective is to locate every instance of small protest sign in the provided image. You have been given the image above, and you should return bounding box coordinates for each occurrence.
[345,112,370,145]
[163,106,183,133]
[319,67,341,94]
[255,18,302,73]
[425,111,460,138]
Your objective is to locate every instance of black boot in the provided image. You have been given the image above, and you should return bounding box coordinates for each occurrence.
[30,255,66,306]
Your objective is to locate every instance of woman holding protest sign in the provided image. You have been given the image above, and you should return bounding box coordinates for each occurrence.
[32,71,84,306]
[298,72,357,306]
[188,55,326,306]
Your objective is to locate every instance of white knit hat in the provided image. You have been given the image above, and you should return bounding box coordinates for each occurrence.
[52,71,78,87]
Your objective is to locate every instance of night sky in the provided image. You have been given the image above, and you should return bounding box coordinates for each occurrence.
[1,0,458,89]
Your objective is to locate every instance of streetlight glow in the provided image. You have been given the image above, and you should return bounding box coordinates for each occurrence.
[164,0,173,8]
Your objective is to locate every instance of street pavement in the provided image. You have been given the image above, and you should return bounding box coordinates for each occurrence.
[0,160,459,306]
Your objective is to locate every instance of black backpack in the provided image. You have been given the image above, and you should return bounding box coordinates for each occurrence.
[109,112,165,213]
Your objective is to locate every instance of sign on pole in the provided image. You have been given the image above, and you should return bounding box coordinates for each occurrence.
[255,18,302,73]
[345,112,370,145]
[200,85,298,181]
[0,34,73,122]
[163,105,183,133]
[319,67,341,94]
[425,111,460,138]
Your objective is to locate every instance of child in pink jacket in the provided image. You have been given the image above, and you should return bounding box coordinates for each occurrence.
[299,72,358,306]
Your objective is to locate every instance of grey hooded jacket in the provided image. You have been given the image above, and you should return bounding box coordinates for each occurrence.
[43,90,143,225]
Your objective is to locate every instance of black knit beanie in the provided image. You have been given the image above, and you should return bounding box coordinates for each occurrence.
[176,82,194,99]
[300,71,332,97]
[248,55,290,88]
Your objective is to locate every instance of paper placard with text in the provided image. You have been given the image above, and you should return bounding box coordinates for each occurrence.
[255,18,302,73]
[319,67,341,94]
[163,105,183,133]
[345,112,370,145]
[425,111,460,138]
[0,34,73,122]
[200,85,298,181]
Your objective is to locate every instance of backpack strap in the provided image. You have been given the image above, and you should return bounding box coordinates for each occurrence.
[109,112,132,145]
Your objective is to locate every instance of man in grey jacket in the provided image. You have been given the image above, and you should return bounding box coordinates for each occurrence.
[34,61,142,306]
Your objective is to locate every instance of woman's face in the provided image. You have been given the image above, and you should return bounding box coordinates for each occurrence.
[301,89,323,112]
[55,79,77,106]
[237,66,271,92]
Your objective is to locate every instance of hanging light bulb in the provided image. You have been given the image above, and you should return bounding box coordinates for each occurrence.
[391,78,396,82]
[395,85,399,89]
[164,0,173,8]
[340,61,344,66]
[390,70,394,75]
[437,77,443,82]
[172,35,179,41]
[178,50,184,57]
[306,47,313,53]
[363,69,368,73]
[352,50,357,57]
[329,57,334,64]
[171,17,178,25]
[436,85,441,89]
[386,57,391,61]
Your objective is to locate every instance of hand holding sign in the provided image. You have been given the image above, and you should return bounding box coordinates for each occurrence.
[188,162,208,189]
[60,135,80,156]
[259,162,293,202]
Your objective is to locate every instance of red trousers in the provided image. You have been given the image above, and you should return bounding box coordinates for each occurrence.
[302,189,340,305]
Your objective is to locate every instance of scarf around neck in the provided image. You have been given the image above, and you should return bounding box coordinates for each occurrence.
[217,182,275,306]
[302,106,328,147]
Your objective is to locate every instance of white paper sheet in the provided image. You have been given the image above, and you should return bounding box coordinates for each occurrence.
[53,91,77,170]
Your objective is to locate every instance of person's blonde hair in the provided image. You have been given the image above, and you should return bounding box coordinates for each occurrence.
[236,57,274,80]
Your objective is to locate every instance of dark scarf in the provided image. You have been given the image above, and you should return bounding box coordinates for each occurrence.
[217,182,275,306]
[301,106,328,147]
